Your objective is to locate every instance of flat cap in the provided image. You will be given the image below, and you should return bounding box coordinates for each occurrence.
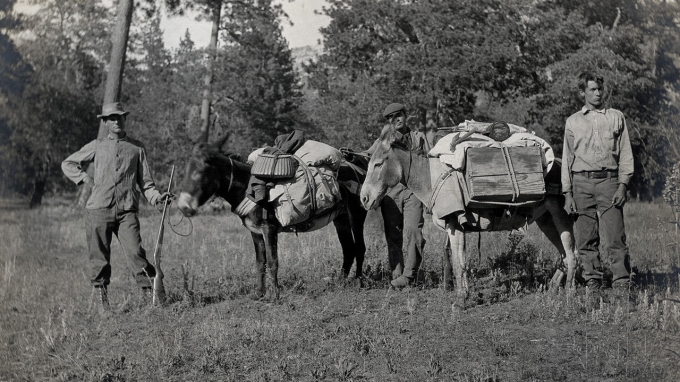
[382,103,405,118]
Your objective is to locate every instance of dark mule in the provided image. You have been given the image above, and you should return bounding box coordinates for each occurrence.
[177,138,367,299]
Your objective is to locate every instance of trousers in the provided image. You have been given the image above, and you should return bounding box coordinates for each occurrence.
[380,184,426,279]
[86,207,156,287]
[572,174,630,283]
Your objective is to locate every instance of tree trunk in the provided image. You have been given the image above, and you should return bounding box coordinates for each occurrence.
[199,3,222,143]
[97,0,134,139]
[29,151,51,209]
[78,0,133,208]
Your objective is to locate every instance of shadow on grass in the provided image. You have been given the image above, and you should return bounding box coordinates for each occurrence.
[631,266,680,291]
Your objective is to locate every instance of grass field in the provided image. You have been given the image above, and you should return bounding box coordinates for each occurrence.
[1,200,679,381]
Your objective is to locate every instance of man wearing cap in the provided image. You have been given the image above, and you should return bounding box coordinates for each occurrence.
[562,72,634,290]
[62,102,171,308]
[363,103,430,288]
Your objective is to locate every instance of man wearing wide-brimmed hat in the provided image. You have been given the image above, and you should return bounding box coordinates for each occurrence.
[362,103,430,288]
[62,102,171,309]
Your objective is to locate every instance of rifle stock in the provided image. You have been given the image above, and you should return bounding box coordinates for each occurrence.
[153,165,175,305]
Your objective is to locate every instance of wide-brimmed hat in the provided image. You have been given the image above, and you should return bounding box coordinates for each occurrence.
[382,103,405,118]
[97,102,130,119]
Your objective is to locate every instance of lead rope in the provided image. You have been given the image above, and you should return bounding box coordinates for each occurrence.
[168,206,194,237]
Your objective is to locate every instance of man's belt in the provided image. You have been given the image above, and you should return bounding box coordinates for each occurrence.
[575,170,618,179]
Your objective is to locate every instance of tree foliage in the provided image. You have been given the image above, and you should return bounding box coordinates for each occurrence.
[123,6,204,182]
[3,0,678,200]
[1,0,109,196]
[308,0,680,198]
[211,0,305,153]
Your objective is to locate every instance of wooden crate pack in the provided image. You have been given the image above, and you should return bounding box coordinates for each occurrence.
[465,145,545,204]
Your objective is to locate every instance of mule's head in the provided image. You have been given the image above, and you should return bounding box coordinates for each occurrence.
[177,135,231,217]
[360,125,404,210]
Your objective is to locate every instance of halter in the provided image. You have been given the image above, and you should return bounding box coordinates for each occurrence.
[204,156,233,205]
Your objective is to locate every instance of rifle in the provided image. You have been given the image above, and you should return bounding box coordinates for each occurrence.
[153,165,175,305]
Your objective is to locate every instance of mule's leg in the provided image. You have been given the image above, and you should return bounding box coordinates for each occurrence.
[261,225,280,299]
[446,221,467,305]
[333,212,358,279]
[348,195,367,280]
[442,237,454,290]
[534,213,568,289]
[543,199,577,288]
[251,232,267,298]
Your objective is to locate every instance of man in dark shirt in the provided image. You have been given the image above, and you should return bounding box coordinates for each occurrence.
[62,102,171,308]
[363,103,430,288]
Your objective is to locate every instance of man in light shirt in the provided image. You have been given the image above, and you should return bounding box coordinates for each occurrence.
[62,102,171,309]
[561,72,634,290]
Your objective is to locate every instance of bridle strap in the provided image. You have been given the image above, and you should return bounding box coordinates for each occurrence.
[226,157,234,193]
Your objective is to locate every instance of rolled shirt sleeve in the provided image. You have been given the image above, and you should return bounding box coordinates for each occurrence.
[617,117,634,186]
[561,121,575,193]
[137,145,162,206]
[62,140,96,185]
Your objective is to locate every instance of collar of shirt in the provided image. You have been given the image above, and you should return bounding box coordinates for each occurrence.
[581,106,607,115]
[107,133,128,141]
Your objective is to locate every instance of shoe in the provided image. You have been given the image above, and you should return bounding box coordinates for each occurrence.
[390,275,414,289]
[585,278,602,290]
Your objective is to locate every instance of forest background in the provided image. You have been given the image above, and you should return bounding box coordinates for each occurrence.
[1,0,679,202]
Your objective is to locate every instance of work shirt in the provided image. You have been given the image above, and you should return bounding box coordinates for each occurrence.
[561,107,634,193]
[363,129,431,156]
[62,134,161,211]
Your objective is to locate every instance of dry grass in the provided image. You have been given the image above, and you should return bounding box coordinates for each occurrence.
[0,200,679,381]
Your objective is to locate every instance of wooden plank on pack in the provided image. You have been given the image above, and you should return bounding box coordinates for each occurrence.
[465,145,545,203]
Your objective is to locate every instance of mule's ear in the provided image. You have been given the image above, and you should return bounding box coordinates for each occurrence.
[211,132,231,151]
[227,153,243,162]
[379,124,397,148]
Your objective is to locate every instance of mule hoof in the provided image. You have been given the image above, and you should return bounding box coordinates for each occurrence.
[343,277,364,289]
